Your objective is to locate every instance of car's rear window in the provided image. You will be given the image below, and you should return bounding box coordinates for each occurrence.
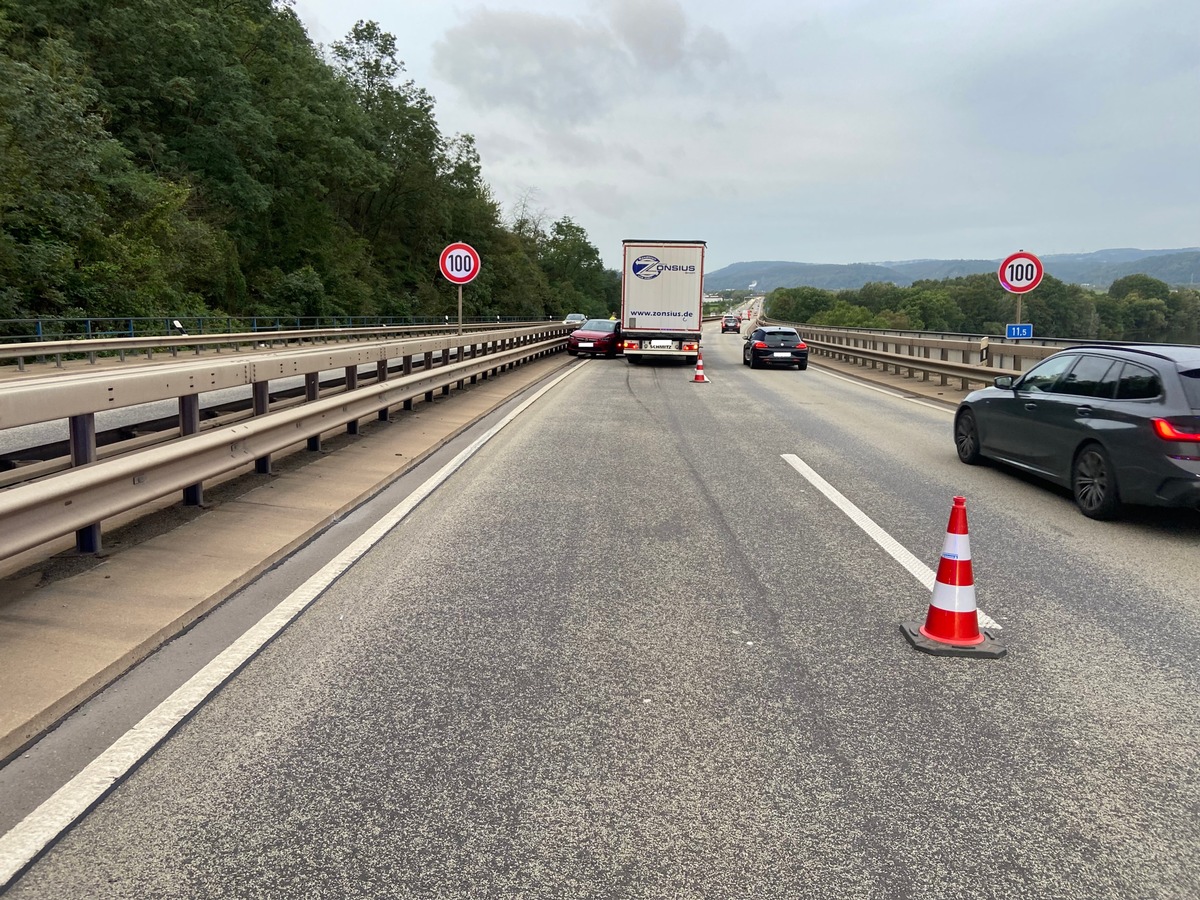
[1181,369,1200,408]
[1113,363,1162,400]
[765,330,800,343]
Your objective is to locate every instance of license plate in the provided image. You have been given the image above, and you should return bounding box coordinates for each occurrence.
[650,340,674,349]
[578,342,594,348]
[773,351,792,357]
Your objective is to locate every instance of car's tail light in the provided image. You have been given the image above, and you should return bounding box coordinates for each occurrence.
[1153,418,1200,441]
[753,341,767,349]
[795,341,807,350]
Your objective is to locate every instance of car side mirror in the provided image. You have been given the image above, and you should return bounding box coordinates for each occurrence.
[993,375,1014,389]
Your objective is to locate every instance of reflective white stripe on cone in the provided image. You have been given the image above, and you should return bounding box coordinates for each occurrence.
[692,351,709,383]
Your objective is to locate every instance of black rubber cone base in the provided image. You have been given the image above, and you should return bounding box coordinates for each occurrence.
[900,621,1007,659]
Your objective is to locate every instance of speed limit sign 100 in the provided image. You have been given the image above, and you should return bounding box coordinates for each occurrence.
[439,242,480,285]
[998,251,1043,294]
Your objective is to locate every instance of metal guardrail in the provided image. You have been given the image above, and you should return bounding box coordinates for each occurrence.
[0,326,555,430]
[0,321,550,371]
[780,325,1067,390]
[0,315,556,346]
[0,326,568,562]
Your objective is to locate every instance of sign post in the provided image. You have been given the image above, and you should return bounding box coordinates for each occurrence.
[439,242,481,334]
[998,250,1043,340]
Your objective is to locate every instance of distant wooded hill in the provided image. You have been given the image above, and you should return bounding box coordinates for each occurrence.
[705,249,1200,292]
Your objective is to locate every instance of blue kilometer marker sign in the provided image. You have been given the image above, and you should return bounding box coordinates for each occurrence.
[1006,323,1034,340]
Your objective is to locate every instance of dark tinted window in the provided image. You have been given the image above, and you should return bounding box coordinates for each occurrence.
[1018,355,1075,393]
[1181,369,1200,408]
[1052,355,1118,398]
[763,329,800,344]
[1113,363,1162,400]
[581,319,615,332]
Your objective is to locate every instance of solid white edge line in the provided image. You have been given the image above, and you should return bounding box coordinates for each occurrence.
[780,453,1000,631]
[0,363,586,889]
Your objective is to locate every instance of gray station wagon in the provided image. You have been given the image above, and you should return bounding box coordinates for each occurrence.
[953,344,1200,519]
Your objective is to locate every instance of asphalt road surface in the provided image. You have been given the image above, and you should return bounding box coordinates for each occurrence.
[4,335,1198,899]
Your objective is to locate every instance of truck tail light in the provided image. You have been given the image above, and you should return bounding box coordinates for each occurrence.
[682,341,698,351]
[622,340,639,350]
[1153,418,1200,441]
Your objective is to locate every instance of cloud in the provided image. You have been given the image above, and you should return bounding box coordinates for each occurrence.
[433,1,737,129]
[432,10,621,127]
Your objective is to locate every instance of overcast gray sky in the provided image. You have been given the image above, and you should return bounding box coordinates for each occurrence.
[293,0,1198,271]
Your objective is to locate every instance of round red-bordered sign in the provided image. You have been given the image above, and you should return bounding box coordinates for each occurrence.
[998,251,1043,294]
[439,242,480,285]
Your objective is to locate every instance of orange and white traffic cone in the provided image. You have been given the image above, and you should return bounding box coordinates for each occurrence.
[691,351,710,384]
[901,496,1006,659]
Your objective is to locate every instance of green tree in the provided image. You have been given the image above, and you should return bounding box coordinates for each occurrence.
[1109,274,1170,304]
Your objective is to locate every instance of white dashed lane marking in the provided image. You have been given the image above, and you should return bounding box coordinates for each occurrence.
[781,453,1001,630]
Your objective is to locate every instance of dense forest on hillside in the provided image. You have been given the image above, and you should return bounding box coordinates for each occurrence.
[759,273,1200,343]
[0,2,619,329]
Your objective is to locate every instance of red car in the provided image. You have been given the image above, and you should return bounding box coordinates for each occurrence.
[567,319,622,357]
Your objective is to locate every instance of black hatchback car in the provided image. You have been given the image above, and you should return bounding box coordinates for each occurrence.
[953,344,1200,519]
[743,327,808,370]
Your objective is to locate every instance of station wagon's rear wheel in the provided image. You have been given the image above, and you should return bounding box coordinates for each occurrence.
[1073,443,1121,520]
[954,410,981,464]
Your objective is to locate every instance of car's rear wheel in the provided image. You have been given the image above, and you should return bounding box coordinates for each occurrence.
[797,362,808,371]
[567,348,577,356]
[628,354,643,365]
[742,349,750,366]
[749,353,761,369]
[1073,443,1121,520]
[954,410,982,464]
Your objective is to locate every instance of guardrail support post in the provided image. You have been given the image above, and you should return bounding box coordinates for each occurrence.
[376,361,389,421]
[345,366,360,435]
[180,394,203,506]
[305,374,322,451]
[253,381,272,474]
[441,346,453,396]
[424,351,435,404]
[403,354,414,410]
[69,413,102,554]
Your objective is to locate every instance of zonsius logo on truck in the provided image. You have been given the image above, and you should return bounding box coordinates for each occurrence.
[631,255,697,280]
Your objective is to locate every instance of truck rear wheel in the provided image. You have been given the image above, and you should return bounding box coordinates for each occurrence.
[627,354,643,365]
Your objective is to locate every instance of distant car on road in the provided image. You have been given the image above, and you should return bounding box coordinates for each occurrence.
[720,315,741,333]
[954,344,1200,519]
[743,327,809,370]
[567,319,622,358]
[563,313,588,329]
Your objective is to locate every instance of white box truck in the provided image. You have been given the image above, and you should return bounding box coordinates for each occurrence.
[620,239,706,365]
